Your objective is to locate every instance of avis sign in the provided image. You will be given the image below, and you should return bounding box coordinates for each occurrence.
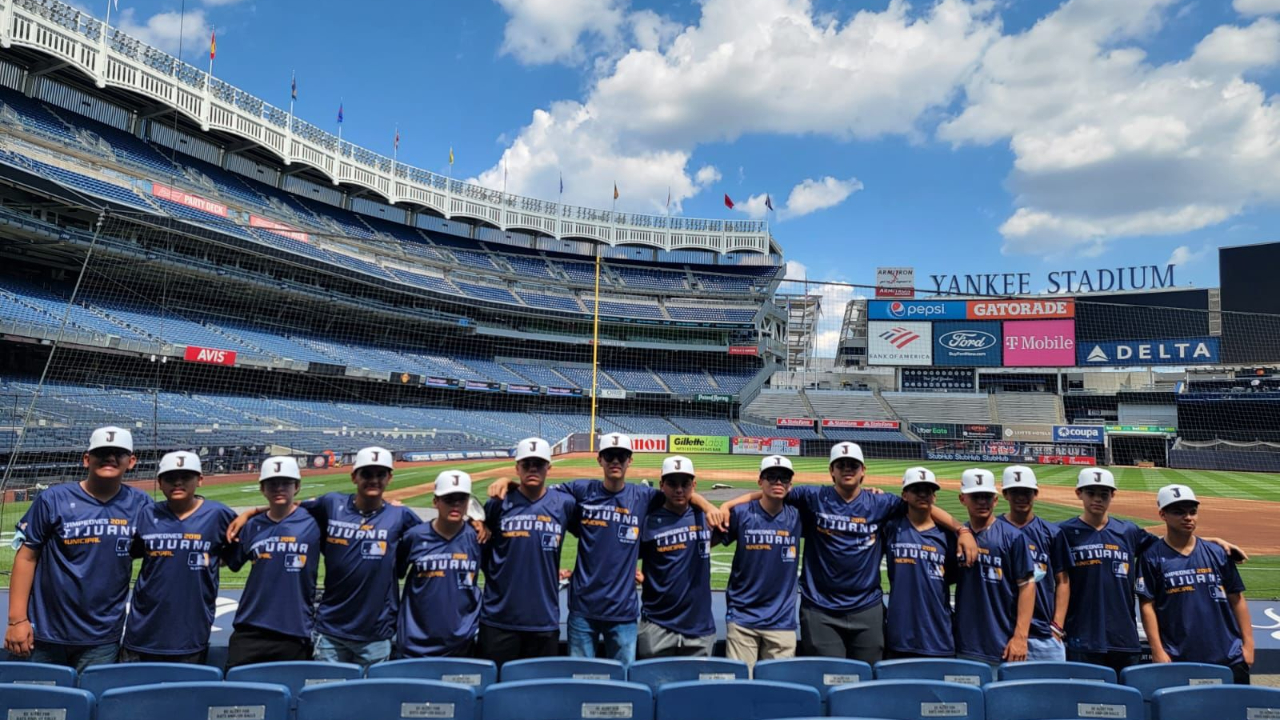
[875,267,915,298]
[1077,337,1221,367]
[183,346,237,366]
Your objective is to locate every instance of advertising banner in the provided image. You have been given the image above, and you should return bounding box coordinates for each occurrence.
[960,424,1003,440]
[868,321,933,365]
[547,387,585,397]
[464,380,501,391]
[867,300,966,321]
[597,388,627,399]
[1002,423,1055,442]
[933,321,1002,367]
[696,394,732,403]
[731,437,802,456]
[901,368,975,392]
[728,345,760,356]
[1076,337,1221,367]
[183,346,237,366]
[821,419,901,430]
[1038,455,1097,466]
[967,298,1075,320]
[506,384,539,394]
[392,372,420,385]
[152,182,228,217]
[1105,425,1177,434]
[927,450,1022,463]
[910,422,959,439]
[630,435,669,453]
[425,376,460,388]
[249,214,310,243]
[669,435,730,454]
[1053,425,1105,444]
[776,418,815,428]
[1003,320,1076,367]
[875,267,915,298]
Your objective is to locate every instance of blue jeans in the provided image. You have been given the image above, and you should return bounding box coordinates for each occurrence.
[30,641,120,672]
[567,613,637,667]
[312,634,391,669]
[1026,636,1066,661]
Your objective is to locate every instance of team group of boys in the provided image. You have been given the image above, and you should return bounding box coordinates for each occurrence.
[1,426,1255,684]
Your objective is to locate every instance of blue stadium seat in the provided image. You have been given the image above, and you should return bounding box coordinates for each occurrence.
[500,658,625,682]
[366,659,498,695]
[985,679,1143,720]
[1122,663,1235,718]
[0,662,77,687]
[828,679,985,720]
[1151,685,1280,720]
[98,681,290,720]
[481,679,653,720]
[0,685,94,720]
[998,661,1116,683]
[298,679,477,720]
[655,679,820,720]
[628,658,749,690]
[752,658,872,699]
[79,662,221,696]
[226,661,362,705]
[873,658,993,686]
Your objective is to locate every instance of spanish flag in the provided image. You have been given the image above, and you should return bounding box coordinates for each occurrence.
[209,28,216,60]
[449,147,454,166]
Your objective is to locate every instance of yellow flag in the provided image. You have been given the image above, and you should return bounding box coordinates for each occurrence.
[449,147,454,166]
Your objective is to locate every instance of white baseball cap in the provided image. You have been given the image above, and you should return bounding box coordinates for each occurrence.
[1002,465,1038,491]
[515,437,552,463]
[88,426,133,453]
[158,451,201,477]
[961,468,998,495]
[1157,484,1198,510]
[435,470,472,497]
[353,446,394,472]
[260,456,301,482]
[1076,467,1117,489]
[760,455,794,476]
[599,433,633,455]
[829,442,865,466]
[902,466,939,489]
[662,455,695,478]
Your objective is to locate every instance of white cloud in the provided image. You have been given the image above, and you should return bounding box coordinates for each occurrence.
[1235,0,1280,15]
[780,176,863,219]
[1166,244,1212,267]
[693,165,722,186]
[737,193,773,220]
[118,8,212,58]
[940,0,1280,255]
[779,260,865,356]
[495,0,626,65]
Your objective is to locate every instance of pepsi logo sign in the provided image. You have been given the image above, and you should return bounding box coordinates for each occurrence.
[889,301,906,318]
[939,330,997,351]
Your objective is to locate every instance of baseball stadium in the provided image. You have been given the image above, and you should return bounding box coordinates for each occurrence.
[1,0,1279,716]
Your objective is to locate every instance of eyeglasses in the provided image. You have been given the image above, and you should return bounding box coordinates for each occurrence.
[761,476,792,485]
[831,460,863,471]
[357,468,390,480]
[600,451,631,464]
[437,494,469,505]
[89,448,131,460]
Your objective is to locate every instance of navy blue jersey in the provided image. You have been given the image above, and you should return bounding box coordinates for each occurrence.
[481,489,576,632]
[1001,515,1074,639]
[557,480,661,622]
[300,494,422,642]
[23,482,151,644]
[883,517,957,657]
[396,522,481,657]
[1060,517,1157,653]
[124,499,236,655]
[226,508,321,640]
[1138,539,1246,665]
[787,485,905,613]
[954,519,1036,663]
[641,505,715,637]
[720,501,801,630]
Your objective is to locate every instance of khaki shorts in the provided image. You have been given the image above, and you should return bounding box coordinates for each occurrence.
[724,623,797,672]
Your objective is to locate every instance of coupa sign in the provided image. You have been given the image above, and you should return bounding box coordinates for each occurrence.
[1053,425,1104,444]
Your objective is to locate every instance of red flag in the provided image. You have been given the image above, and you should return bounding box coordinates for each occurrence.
[724,194,734,209]
[209,28,216,60]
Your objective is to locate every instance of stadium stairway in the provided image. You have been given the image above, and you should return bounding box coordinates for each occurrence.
[799,391,819,422]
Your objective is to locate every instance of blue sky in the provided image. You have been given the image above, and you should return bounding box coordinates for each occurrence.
[96,0,1280,295]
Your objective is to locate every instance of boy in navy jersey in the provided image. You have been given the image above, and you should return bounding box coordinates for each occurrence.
[637,456,715,658]
[722,442,976,663]
[121,451,236,664]
[719,455,802,670]
[487,432,722,666]
[5,426,150,670]
[479,438,577,665]
[883,467,957,659]
[998,465,1072,661]
[229,446,422,668]
[953,468,1035,665]
[1139,485,1253,685]
[397,471,482,658]
[225,456,321,668]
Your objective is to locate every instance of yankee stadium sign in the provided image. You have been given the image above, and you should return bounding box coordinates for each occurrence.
[930,264,1175,295]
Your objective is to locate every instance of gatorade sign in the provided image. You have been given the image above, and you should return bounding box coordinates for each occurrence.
[183,346,237,366]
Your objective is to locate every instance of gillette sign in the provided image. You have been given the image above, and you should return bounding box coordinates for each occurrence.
[1076,338,1221,367]
[867,300,967,321]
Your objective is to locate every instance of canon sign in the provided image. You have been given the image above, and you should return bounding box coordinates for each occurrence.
[630,435,668,453]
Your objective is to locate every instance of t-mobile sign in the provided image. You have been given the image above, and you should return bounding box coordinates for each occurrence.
[1002,320,1075,367]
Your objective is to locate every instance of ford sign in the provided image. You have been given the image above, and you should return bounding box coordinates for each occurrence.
[939,330,997,351]
[932,321,1002,367]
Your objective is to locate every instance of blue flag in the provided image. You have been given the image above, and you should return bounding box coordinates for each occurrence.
[291,72,297,101]
[337,103,344,124]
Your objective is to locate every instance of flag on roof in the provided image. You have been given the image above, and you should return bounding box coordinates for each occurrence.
[291,72,297,101]
[449,147,454,165]
[209,28,216,60]
[765,194,774,212]
[337,103,343,124]
[613,183,619,200]
[724,193,734,209]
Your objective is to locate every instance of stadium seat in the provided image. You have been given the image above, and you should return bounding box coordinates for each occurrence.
[481,679,653,720]
[226,661,362,706]
[752,658,872,699]
[873,658,993,686]
[1121,663,1235,718]
[79,662,221,696]
[998,661,1116,683]
[500,658,625,682]
[655,679,820,720]
[98,681,290,720]
[298,679,477,720]
[366,658,498,695]
[0,662,77,687]
[828,679,985,720]
[0,685,94,720]
[984,679,1143,720]
[1151,685,1280,720]
[627,658,749,690]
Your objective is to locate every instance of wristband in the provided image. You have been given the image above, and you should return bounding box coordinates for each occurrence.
[957,527,972,535]
[7,619,28,627]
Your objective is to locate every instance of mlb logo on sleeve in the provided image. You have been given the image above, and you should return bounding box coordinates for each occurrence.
[928,563,946,579]
[115,537,132,556]
[617,525,640,543]
[458,571,476,589]
[700,540,712,558]
[285,554,308,570]
[981,565,1004,583]
[782,546,797,562]
[188,552,211,568]
[361,540,387,558]
[541,534,561,550]
[1113,561,1130,577]
[1210,585,1227,601]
